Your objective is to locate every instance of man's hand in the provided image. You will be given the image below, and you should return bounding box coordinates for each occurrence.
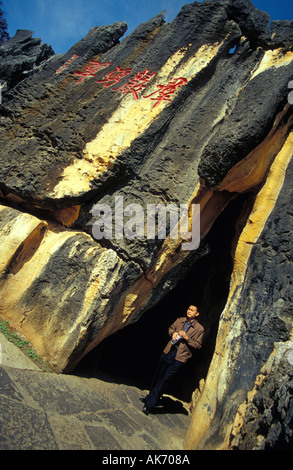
[178,330,188,340]
[172,332,180,341]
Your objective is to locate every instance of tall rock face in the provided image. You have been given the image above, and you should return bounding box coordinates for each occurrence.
[0,0,292,450]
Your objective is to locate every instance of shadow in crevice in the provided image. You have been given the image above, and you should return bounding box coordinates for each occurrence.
[75,192,253,403]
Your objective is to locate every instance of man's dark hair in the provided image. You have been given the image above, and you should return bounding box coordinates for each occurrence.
[0,1,9,42]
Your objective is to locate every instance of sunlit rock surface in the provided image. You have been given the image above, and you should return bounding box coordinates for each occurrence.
[0,0,292,449]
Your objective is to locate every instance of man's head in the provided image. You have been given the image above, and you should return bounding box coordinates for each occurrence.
[186,305,199,320]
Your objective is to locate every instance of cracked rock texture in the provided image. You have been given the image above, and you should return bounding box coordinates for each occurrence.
[0,0,292,450]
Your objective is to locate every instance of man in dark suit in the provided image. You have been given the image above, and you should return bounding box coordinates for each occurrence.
[141,305,204,415]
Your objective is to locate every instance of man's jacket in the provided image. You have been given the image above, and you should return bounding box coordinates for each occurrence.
[163,317,204,363]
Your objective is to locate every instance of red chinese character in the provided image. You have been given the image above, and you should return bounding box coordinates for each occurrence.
[143,77,188,107]
[96,66,133,88]
[74,60,111,84]
[113,69,156,100]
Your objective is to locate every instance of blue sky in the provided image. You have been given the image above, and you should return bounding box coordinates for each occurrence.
[3,0,293,54]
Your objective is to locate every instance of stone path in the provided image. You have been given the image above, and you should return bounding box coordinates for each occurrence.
[0,333,190,450]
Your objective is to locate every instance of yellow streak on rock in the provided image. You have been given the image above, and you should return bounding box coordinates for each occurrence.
[216,105,293,193]
[184,131,293,450]
[228,133,292,304]
[250,48,293,81]
[52,40,225,199]
[121,293,139,322]
[81,248,123,319]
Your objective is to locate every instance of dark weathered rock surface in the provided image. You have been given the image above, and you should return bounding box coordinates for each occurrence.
[228,342,293,450]
[0,0,292,450]
[0,29,54,90]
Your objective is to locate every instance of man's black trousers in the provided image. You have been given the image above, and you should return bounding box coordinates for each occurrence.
[145,348,184,409]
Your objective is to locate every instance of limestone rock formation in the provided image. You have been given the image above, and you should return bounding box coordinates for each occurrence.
[0,29,54,90]
[0,0,292,450]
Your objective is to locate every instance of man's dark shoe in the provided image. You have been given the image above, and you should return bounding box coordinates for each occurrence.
[142,405,150,415]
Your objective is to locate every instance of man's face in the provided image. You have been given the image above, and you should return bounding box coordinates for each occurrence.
[186,305,199,320]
